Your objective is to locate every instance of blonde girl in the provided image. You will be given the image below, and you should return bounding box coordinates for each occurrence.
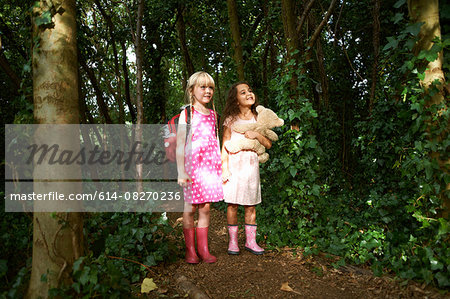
[176,71,223,263]
[221,82,271,255]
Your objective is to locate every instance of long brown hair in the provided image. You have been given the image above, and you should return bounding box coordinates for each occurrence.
[221,81,259,127]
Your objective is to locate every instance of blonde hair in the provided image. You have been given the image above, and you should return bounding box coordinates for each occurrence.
[185,71,215,105]
[184,71,219,138]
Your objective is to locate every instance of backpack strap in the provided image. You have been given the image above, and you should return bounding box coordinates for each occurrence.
[184,105,192,142]
[185,106,191,124]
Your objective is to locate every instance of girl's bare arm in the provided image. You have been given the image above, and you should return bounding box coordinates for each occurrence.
[221,125,232,182]
[176,111,190,185]
[245,131,272,149]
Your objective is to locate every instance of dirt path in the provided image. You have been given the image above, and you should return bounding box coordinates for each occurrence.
[147,208,446,298]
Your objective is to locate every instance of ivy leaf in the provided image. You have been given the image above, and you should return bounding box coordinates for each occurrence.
[307,137,318,149]
[417,72,426,81]
[435,272,450,287]
[145,255,156,266]
[141,278,158,293]
[72,257,85,273]
[405,23,423,36]
[394,0,406,8]
[383,37,399,51]
[438,218,449,236]
[311,184,320,196]
[0,260,7,278]
[289,167,296,178]
[35,10,52,27]
[393,13,404,24]
[429,258,443,271]
[72,282,80,294]
[79,266,91,285]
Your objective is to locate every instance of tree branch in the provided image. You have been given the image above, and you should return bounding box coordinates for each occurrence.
[297,0,316,34]
[79,52,113,123]
[0,50,21,92]
[0,16,27,59]
[307,0,338,48]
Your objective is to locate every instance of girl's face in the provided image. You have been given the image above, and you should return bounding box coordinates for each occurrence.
[191,82,214,106]
[236,84,255,108]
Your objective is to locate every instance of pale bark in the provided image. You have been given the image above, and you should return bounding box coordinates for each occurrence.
[135,0,144,193]
[227,0,245,81]
[121,40,136,123]
[408,0,448,217]
[27,0,84,297]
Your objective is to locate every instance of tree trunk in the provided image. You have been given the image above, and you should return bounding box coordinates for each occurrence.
[176,4,195,77]
[369,0,380,115]
[226,0,244,81]
[281,0,301,89]
[79,52,113,123]
[94,0,125,123]
[27,0,83,297]
[0,50,21,92]
[281,0,301,63]
[135,0,144,193]
[408,0,448,217]
[121,40,136,123]
[315,36,329,109]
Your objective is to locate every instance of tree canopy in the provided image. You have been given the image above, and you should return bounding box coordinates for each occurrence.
[1,0,449,297]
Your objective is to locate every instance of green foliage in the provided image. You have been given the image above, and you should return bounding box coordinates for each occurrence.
[0,206,32,298]
[48,212,178,297]
[1,0,449,294]
[257,6,449,288]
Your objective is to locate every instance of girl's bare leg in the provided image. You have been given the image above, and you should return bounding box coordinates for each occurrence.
[197,203,211,228]
[183,202,197,229]
[227,204,238,225]
[244,205,256,224]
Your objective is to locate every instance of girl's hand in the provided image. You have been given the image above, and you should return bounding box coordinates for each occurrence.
[244,131,259,139]
[177,172,191,187]
[244,130,272,149]
[222,168,231,183]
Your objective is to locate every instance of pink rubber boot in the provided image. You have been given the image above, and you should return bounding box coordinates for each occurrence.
[227,225,240,255]
[183,228,200,264]
[244,224,264,255]
[196,227,217,263]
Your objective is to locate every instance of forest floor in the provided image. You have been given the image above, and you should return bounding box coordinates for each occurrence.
[144,207,447,299]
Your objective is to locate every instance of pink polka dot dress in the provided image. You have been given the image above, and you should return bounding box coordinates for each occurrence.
[184,108,223,204]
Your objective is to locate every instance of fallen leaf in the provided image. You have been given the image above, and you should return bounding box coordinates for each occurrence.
[280,282,301,295]
[172,217,183,227]
[141,278,158,293]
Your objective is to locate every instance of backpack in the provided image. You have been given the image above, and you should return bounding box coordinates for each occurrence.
[163,106,191,162]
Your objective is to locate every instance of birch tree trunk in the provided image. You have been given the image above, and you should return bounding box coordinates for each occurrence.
[135,0,144,193]
[27,0,83,297]
[408,0,448,217]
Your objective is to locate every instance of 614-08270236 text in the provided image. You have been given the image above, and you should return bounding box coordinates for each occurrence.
[9,191,182,201]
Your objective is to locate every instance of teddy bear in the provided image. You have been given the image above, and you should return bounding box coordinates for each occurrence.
[224,105,284,163]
